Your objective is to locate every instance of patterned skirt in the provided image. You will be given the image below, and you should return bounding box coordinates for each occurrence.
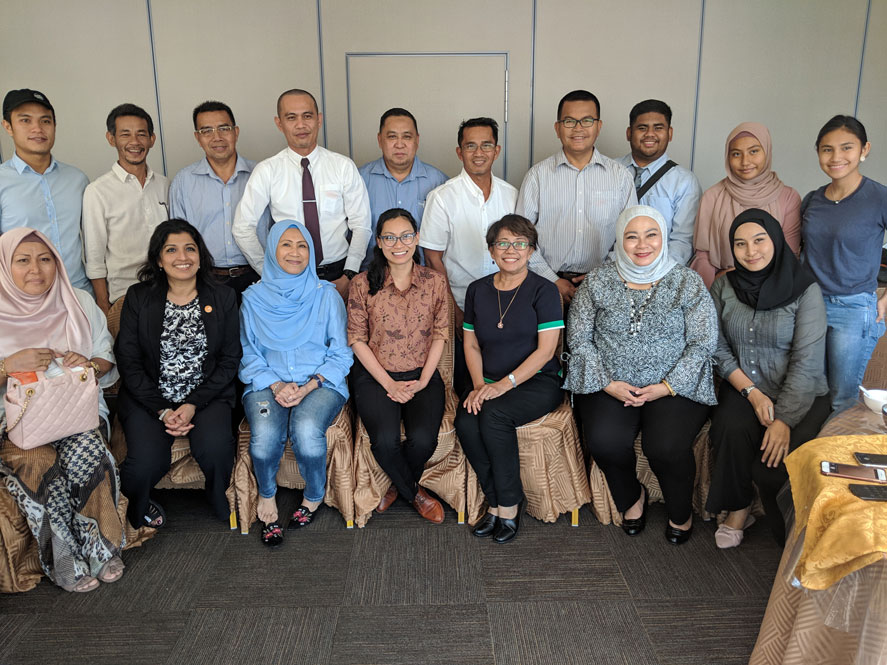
[0,428,125,590]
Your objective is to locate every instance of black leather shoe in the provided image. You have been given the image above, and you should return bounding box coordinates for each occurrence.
[665,523,693,545]
[473,513,499,538]
[621,486,647,536]
[493,502,524,544]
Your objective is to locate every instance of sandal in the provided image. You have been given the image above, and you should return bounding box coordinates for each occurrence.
[261,522,284,548]
[288,505,316,529]
[63,576,99,593]
[143,500,166,529]
[97,556,125,584]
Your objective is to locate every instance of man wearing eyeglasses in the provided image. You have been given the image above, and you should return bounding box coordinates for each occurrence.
[169,101,267,297]
[233,88,371,299]
[420,117,517,392]
[82,103,169,315]
[517,90,636,304]
[358,107,448,270]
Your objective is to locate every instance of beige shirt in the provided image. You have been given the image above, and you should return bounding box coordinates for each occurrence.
[82,162,170,302]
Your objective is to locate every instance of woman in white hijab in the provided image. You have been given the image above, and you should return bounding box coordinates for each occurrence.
[564,205,718,545]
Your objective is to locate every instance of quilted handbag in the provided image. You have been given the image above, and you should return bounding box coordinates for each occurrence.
[3,367,99,449]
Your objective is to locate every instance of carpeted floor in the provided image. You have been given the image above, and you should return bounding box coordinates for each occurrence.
[0,487,782,665]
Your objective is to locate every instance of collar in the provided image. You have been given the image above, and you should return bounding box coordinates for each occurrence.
[12,152,58,176]
[457,168,495,200]
[629,151,670,172]
[382,264,423,293]
[370,156,427,183]
[112,161,154,184]
[286,144,321,168]
[194,154,252,181]
[555,148,604,172]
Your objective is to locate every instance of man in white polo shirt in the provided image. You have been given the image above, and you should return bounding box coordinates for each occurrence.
[420,117,517,391]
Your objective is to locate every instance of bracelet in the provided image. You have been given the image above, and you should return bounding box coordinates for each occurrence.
[661,380,676,397]
[507,373,517,389]
[0,357,5,377]
[88,360,100,376]
[271,382,283,396]
[158,408,171,422]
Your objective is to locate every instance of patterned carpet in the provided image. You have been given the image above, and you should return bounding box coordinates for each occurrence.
[0,487,782,665]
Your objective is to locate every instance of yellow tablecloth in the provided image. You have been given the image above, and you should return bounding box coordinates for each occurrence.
[785,435,887,590]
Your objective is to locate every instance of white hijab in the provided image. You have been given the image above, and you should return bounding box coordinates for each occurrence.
[613,205,677,284]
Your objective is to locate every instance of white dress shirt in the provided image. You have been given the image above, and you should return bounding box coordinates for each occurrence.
[617,152,701,265]
[517,149,636,281]
[233,145,371,274]
[82,163,170,302]
[418,169,517,309]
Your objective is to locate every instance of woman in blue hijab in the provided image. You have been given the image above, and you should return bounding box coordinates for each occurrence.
[240,221,353,547]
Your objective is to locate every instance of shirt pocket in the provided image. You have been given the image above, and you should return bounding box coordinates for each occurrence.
[318,188,344,217]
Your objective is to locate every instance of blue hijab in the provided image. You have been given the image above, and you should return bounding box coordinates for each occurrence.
[241,220,334,351]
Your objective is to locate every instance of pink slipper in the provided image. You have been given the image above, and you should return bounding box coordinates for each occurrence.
[715,514,756,549]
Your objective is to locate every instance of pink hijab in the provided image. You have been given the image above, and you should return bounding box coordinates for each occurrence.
[695,122,790,269]
[0,227,91,358]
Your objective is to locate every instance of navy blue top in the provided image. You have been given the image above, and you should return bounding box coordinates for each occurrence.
[801,177,887,296]
[462,270,563,382]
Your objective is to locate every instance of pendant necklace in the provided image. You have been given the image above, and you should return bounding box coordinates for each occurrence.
[623,278,659,335]
[496,277,524,329]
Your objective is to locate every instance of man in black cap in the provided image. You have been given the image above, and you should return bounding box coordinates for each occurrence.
[0,89,91,291]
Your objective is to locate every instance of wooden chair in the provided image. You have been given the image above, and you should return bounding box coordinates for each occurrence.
[232,402,356,531]
[106,296,238,530]
[352,300,471,527]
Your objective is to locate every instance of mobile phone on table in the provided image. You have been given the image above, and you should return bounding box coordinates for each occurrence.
[854,452,887,468]
[820,461,887,483]
[849,484,887,501]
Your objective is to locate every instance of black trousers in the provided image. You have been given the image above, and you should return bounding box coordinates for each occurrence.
[352,362,445,503]
[118,397,234,528]
[455,372,563,508]
[212,266,259,303]
[574,391,710,524]
[706,383,831,544]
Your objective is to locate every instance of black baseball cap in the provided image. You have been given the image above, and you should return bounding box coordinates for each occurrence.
[3,89,55,120]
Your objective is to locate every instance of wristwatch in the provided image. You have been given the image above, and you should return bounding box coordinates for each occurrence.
[343,269,357,280]
[309,374,324,389]
[740,385,757,398]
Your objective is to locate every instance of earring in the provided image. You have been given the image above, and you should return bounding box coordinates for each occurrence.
[861,155,866,162]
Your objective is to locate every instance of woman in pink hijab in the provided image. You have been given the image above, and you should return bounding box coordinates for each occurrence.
[0,228,125,593]
[690,123,801,288]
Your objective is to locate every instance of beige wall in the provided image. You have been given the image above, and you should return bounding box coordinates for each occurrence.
[1,0,884,197]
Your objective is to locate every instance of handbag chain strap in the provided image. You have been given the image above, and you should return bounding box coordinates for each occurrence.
[4,387,35,434]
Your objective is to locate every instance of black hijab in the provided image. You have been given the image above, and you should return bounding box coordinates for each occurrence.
[726,208,816,311]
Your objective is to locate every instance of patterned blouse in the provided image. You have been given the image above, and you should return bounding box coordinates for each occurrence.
[563,262,718,405]
[158,297,208,403]
[347,265,449,372]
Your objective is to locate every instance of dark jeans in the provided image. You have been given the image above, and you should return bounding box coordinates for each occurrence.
[707,383,832,544]
[352,362,445,503]
[575,391,710,525]
[455,372,563,508]
[119,397,234,528]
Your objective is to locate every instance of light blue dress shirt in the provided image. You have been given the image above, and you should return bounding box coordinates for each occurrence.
[0,153,91,290]
[169,155,271,267]
[618,152,702,265]
[358,156,448,269]
[238,287,353,401]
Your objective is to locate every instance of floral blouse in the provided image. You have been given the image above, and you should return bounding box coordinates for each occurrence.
[158,297,208,403]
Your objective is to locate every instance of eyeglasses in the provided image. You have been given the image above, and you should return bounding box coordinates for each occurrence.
[461,141,497,153]
[379,232,417,247]
[196,125,235,136]
[558,117,598,128]
[492,240,531,251]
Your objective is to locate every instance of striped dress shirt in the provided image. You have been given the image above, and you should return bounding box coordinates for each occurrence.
[518,149,636,281]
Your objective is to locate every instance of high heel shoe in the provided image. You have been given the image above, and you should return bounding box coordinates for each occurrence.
[493,500,524,544]
[621,486,647,536]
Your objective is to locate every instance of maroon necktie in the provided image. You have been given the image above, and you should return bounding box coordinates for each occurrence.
[300,157,323,265]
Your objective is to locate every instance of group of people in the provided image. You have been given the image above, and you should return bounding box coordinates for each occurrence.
[1,84,885,593]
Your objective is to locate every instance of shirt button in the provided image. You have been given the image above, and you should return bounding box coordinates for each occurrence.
[751,370,756,375]
[749,328,753,332]
[750,360,755,364]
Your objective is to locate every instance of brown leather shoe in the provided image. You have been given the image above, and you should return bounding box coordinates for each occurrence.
[376,485,398,513]
[412,487,444,524]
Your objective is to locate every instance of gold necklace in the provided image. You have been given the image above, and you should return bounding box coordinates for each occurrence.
[496,277,524,329]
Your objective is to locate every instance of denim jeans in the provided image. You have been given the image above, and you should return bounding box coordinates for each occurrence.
[824,292,886,414]
[243,386,346,501]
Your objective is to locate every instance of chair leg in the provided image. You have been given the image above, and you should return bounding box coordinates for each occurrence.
[458,511,465,525]
[346,519,354,529]
[229,511,238,531]
[571,508,579,527]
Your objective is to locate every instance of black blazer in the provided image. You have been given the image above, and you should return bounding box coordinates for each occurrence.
[115,278,242,415]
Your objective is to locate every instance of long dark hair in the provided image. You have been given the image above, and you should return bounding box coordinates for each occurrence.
[367,208,419,296]
[138,218,216,290]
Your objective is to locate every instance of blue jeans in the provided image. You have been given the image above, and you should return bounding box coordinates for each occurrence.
[243,386,346,501]
[824,292,885,414]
